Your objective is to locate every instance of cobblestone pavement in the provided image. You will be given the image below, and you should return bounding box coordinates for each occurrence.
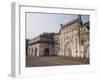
[26,56,89,67]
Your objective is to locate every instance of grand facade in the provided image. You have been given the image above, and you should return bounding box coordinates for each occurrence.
[26,16,90,58]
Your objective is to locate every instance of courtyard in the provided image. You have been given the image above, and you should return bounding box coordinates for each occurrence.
[26,56,89,67]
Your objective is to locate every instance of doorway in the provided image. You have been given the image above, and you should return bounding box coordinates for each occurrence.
[44,48,49,56]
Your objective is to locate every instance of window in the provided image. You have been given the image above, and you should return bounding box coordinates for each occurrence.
[84,28,86,31]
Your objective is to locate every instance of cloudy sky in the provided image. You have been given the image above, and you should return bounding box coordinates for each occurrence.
[26,12,89,39]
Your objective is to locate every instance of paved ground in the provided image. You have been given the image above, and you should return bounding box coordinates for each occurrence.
[26,56,89,67]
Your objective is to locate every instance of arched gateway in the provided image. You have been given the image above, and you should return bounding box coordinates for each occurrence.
[64,42,72,56]
[44,48,49,56]
[35,48,37,56]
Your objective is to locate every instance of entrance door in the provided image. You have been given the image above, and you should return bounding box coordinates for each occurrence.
[64,42,72,56]
[65,48,71,56]
[44,48,49,56]
[67,48,71,56]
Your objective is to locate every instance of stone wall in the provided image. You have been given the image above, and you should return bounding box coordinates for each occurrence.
[80,23,90,58]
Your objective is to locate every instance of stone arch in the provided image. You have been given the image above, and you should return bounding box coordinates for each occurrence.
[84,44,89,58]
[31,48,33,56]
[34,48,37,56]
[64,42,72,56]
[29,48,32,56]
[28,48,30,56]
[44,48,49,56]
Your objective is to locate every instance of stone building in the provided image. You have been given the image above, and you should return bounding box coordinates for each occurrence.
[59,18,80,57]
[27,16,90,58]
[28,33,55,56]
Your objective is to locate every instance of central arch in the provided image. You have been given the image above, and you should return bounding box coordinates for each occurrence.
[34,48,37,56]
[64,42,72,56]
[67,48,71,56]
[44,48,49,56]
[65,47,71,56]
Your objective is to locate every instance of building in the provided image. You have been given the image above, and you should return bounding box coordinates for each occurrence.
[27,33,55,56]
[27,16,90,58]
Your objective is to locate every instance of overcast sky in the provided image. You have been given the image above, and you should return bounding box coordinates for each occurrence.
[26,13,89,39]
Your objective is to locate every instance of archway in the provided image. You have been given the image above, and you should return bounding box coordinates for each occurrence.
[28,48,30,56]
[44,48,49,56]
[35,48,37,56]
[31,48,33,56]
[64,42,72,56]
[67,48,71,56]
[65,47,71,56]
